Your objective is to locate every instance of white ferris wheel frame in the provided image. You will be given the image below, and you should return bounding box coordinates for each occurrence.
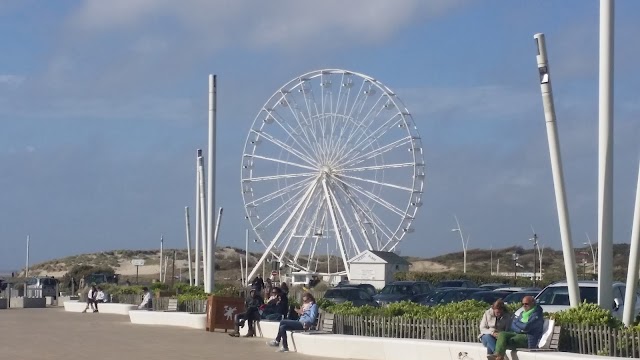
[241,69,425,281]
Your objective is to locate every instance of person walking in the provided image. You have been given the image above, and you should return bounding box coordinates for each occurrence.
[138,287,153,310]
[82,285,98,313]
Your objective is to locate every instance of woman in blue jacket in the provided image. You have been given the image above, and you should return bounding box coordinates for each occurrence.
[267,292,318,352]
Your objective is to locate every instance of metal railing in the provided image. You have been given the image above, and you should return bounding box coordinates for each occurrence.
[333,314,640,358]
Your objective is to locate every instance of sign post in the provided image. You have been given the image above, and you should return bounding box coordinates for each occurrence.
[131,259,145,284]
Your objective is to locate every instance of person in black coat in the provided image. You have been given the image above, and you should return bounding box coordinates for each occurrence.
[230,287,263,337]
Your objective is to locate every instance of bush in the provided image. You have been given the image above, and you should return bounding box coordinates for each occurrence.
[325,300,490,321]
[551,302,623,328]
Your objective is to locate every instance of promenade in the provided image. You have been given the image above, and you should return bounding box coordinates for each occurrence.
[0,308,332,360]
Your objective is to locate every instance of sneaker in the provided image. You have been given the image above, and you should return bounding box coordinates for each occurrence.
[277,348,289,353]
[266,340,279,347]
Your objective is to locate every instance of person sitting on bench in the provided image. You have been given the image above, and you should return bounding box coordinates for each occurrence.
[266,292,318,352]
[479,299,512,354]
[138,287,153,310]
[490,296,544,360]
[229,287,263,337]
[261,287,289,321]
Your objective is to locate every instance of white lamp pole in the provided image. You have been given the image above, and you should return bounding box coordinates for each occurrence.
[185,206,193,286]
[597,0,615,311]
[451,215,469,273]
[623,161,640,325]
[584,233,597,275]
[194,149,201,286]
[159,234,164,282]
[534,33,580,306]
[205,74,217,293]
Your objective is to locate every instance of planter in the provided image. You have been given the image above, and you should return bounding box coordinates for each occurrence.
[206,295,245,332]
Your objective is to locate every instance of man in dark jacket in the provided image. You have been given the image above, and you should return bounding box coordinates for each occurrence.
[230,287,263,337]
[490,296,544,360]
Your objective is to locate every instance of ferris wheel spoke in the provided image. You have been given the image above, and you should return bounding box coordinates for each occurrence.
[332,176,406,217]
[337,174,414,192]
[339,162,416,173]
[277,94,319,155]
[253,130,318,167]
[268,108,318,162]
[249,171,317,182]
[292,195,324,265]
[253,181,314,228]
[334,113,403,166]
[248,177,312,206]
[246,154,316,171]
[340,135,412,168]
[331,181,394,244]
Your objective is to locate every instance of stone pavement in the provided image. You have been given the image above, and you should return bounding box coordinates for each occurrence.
[0,308,334,360]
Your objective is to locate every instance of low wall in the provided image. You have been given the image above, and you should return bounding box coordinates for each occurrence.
[290,333,617,360]
[238,320,280,339]
[9,297,47,308]
[128,310,207,330]
[63,301,137,315]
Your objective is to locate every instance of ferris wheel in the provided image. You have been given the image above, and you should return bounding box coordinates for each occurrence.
[242,69,424,280]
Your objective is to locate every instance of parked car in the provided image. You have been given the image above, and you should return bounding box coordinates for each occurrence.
[479,283,509,291]
[323,287,379,307]
[373,281,433,305]
[535,280,640,320]
[436,280,478,288]
[493,287,525,293]
[25,277,59,298]
[502,290,541,304]
[415,288,483,306]
[469,291,512,304]
[335,282,377,296]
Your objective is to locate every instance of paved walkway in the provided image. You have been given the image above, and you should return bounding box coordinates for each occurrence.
[0,308,332,360]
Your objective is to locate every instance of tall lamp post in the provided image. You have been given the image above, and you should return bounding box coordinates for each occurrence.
[512,253,519,282]
[451,215,470,273]
[584,233,597,275]
[529,233,539,286]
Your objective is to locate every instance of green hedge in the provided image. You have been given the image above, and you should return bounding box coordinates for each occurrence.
[395,271,560,288]
[323,300,636,329]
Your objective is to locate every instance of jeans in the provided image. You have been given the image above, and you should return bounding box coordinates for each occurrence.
[494,331,529,355]
[275,320,304,350]
[480,334,497,354]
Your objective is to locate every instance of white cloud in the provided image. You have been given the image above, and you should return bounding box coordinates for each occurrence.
[66,0,467,49]
[0,74,24,86]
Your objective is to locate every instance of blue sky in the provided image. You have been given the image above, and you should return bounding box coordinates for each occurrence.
[1,1,640,271]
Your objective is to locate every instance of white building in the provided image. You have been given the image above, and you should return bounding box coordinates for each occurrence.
[347,250,410,289]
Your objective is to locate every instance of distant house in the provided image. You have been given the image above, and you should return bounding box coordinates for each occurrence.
[347,250,410,289]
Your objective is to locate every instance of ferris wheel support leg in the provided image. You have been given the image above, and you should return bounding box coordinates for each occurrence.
[327,181,361,255]
[322,179,351,280]
[247,181,319,282]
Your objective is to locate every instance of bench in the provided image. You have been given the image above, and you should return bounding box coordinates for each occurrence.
[305,312,334,334]
[165,298,178,312]
[517,324,561,352]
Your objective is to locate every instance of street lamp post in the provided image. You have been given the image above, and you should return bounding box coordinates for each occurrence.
[452,215,470,274]
[529,233,539,286]
[512,253,519,282]
[584,233,597,275]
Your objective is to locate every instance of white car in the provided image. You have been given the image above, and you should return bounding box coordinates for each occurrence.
[534,280,640,320]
